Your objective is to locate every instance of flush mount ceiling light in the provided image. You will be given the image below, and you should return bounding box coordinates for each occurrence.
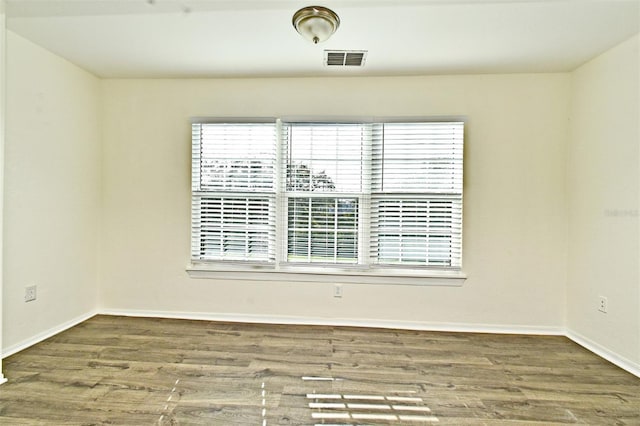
[292,6,340,44]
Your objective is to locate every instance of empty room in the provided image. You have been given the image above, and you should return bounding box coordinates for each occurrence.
[0,0,638,424]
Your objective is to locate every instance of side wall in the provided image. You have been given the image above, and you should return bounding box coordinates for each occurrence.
[567,34,640,372]
[100,74,569,331]
[2,31,101,353]
[0,0,7,382]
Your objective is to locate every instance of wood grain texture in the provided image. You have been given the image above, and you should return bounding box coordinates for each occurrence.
[0,315,638,425]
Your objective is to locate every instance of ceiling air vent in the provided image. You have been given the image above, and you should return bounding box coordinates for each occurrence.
[324,50,367,67]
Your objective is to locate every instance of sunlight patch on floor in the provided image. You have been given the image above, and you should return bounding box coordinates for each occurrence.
[303,377,439,424]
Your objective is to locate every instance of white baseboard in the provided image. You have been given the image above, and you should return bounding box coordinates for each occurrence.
[566,329,640,378]
[99,308,564,336]
[2,310,98,359]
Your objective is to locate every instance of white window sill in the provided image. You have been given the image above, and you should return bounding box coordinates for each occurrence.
[186,263,466,286]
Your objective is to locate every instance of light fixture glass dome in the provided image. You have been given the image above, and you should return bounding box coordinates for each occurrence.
[292,6,340,44]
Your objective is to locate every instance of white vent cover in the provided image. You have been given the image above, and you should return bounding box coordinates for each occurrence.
[324,50,367,67]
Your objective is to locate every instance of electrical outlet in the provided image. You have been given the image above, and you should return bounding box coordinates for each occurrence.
[598,296,607,313]
[25,285,37,303]
[333,284,343,298]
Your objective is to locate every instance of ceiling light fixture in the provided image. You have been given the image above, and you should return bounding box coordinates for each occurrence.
[292,6,340,44]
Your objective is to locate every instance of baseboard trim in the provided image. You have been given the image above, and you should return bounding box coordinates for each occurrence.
[2,310,98,359]
[566,329,640,378]
[99,308,564,336]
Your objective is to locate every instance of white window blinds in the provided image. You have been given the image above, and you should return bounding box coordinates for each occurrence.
[191,119,463,271]
[282,123,369,264]
[191,123,276,262]
[371,122,464,267]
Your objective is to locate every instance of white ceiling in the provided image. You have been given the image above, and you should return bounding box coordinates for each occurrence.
[5,0,640,78]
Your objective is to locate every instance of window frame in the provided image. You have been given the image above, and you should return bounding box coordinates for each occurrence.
[188,118,466,286]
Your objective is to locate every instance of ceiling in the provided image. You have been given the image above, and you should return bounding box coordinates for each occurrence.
[5,0,640,78]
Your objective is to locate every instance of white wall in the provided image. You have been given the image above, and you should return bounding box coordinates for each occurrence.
[100,74,569,330]
[2,31,101,352]
[567,35,640,370]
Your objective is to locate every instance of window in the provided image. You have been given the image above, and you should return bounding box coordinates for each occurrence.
[191,123,276,262]
[284,123,367,264]
[371,123,463,267]
[191,120,463,277]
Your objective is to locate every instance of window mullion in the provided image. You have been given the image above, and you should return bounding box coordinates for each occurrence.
[275,119,285,269]
[306,198,312,263]
[244,201,249,259]
[359,124,374,265]
[334,198,338,263]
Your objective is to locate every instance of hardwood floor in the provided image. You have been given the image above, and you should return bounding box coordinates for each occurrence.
[0,315,638,425]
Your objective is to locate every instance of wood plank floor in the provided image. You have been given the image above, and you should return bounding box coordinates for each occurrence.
[0,315,638,425]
